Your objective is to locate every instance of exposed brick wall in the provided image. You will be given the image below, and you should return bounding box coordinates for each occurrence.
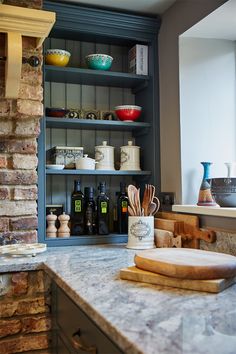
[0,0,43,245]
[0,270,52,354]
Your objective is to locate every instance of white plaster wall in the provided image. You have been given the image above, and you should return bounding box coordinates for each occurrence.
[158,0,227,203]
[179,37,236,204]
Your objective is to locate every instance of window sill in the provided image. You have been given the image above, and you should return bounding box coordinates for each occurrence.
[172,205,236,218]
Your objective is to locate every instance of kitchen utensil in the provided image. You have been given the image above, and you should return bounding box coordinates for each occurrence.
[45,49,71,66]
[46,212,57,238]
[141,184,150,216]
[75,154,96,170]
[127,184,141,216]
[134,248,236,280]
[85,54,113,70]
[115,105,142,122]
[148,196,160,216]
[127,216,155,249]
[128,205,135,216]
[120,266,236,293]
[95,141,115,170]
[58,212,70,238]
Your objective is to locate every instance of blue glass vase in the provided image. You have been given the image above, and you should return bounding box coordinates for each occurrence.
[197,162,217,206]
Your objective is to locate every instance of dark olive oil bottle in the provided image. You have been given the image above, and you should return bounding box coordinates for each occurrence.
[97,182,109,235]
[84,187,96,235]
[117,182,128,234]
[70,180,85,235]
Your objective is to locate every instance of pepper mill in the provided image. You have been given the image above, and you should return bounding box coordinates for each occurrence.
[58,212,70,238]
[46,212,57,238]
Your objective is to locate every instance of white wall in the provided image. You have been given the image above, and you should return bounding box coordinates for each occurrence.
[159,0,227,203]
[179,37,236,204]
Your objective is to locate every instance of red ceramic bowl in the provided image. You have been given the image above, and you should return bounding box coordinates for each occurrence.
[115,105,142,122]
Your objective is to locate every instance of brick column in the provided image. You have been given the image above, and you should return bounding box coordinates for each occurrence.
[0,271,52,354]
[0,0,43,244]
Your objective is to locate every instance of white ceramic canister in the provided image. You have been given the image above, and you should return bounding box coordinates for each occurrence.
[120,140,141,171]
[127,216,155,249]
[95,141,115,170]
[75,154,96,170]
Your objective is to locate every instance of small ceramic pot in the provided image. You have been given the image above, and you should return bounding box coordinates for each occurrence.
[127,216,155,249]
[75,154,96,170]
[95,141,115,170]
[120,141,141,171]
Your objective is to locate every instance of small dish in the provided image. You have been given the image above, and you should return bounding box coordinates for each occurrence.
[45,107,69,118]
[0,243,47,256]
[46,164,65,170]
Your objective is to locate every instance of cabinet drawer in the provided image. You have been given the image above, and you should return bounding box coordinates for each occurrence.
[57,286,123,354]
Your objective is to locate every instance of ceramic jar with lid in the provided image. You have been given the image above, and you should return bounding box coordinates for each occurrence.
[95,141,115,170]
[75,154,96,170]
[120,140,141,171]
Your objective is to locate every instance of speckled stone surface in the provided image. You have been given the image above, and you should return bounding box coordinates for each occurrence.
[0,244,236,354]
[201,231,236,256]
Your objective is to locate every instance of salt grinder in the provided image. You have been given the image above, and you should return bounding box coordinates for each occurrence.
[58,212,70,238]
[46,212,57,238]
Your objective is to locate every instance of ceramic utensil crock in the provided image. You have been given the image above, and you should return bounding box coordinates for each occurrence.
[95,141,115,170]
[127,216,155,249]
[120,141,141,171]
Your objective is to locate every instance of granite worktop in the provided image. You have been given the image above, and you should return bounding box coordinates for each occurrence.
[0,244,236,354]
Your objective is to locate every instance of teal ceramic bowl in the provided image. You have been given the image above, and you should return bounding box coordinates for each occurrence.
[85,54,113,71]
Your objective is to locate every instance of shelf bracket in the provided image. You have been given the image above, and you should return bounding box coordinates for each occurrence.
[0,4,56,99]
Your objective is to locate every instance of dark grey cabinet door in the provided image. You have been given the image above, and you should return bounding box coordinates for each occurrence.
[56,286,123,354]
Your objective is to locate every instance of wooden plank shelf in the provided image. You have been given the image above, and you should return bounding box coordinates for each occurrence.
[46,169,151,176]
[44,65,150,89]
[45,117,151,131]
[45,234,128,246]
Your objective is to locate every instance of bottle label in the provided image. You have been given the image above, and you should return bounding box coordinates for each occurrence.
[101,201,107,213]
[75,200,82,212]
[122,201,128,213]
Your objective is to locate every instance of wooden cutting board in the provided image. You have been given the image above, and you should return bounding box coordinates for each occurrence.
[120,266,236,293]
[134,248,236,280]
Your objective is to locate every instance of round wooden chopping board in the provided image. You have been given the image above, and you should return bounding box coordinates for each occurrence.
[134,248,236,280]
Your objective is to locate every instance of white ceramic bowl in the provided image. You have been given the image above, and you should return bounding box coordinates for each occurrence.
[75,155,96,170]
[46,164,65,170]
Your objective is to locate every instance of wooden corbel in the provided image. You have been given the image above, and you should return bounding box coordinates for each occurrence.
[0,4,56,98]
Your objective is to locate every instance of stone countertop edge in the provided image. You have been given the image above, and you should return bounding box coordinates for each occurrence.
[1,244,236,354]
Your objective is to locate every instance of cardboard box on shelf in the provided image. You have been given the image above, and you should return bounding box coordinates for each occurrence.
[128,44,148,75]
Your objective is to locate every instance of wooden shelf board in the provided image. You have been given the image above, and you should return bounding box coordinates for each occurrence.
[45,234,128,246]
[45,117,151,131]
[46,169,151,176]
[44,65,149,88]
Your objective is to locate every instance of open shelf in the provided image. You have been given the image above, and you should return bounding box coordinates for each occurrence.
[45,234,128,246]
[45,117,151,131]
[44,65,150,89]
[46,169,151,176]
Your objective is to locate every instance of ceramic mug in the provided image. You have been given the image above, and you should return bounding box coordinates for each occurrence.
[126,216,155,249]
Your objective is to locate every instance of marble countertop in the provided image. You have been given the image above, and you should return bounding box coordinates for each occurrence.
[0,244,236,354]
